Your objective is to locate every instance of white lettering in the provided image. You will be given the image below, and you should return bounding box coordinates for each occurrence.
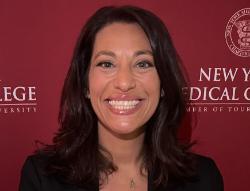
[3,87,12,101]
[244,87,250,100]
[28,87,36,101]
[198,68,238,82]
[242,68,250,82]
[223,68,238,81]
[13,87,25,101]
[189,87,201,100]
[208,87,220,100]
[199,67,211,81]
[214,68,221,81]
[0,86,37,102]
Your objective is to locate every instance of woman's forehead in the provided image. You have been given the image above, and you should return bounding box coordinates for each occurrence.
[92,22,152,54]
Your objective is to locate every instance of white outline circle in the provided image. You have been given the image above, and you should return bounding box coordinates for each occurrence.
[225,8,250,57]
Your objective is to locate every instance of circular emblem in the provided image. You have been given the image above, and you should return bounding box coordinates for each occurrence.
[225,8,250,57]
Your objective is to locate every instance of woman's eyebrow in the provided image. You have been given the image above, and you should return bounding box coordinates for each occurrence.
[93,50,116,60]
[93,49,153,60]
[134,50,153,57]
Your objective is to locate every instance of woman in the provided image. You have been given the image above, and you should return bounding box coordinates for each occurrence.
[19,5,223,191]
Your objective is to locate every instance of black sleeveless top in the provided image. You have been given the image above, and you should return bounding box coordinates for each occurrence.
[19,154,223,191]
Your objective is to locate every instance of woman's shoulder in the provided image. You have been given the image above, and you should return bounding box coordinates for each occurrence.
[20,153,55,191]
[185,153,224,191]
[156,154,224,191]
[23,153,48,169]
[194,154,222,177]
[21,153,51,180]
[19,153,90,191]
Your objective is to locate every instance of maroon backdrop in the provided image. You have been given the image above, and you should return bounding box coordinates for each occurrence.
[0,0,249,191]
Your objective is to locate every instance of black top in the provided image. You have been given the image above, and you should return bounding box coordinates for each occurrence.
[19,154,223,191]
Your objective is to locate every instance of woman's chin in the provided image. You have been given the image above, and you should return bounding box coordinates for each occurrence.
[108,125,145,140]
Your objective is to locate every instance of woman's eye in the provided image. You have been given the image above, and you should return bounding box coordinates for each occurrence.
[136,61,154,69]
[96,61,114,68]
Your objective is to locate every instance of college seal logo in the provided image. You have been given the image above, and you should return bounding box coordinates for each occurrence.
[225,8,250,57]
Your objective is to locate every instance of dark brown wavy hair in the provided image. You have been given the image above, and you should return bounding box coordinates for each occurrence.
[38,5,195,189]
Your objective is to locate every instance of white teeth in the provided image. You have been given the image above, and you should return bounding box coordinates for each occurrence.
[108,100,140,110]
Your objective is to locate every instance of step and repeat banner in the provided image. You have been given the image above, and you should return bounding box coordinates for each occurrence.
[0,0,249,190]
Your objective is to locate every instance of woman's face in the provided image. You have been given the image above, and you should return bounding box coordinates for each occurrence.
[88,23,160,138]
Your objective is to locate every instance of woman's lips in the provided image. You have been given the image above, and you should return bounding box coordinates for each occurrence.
[105,99,144,115]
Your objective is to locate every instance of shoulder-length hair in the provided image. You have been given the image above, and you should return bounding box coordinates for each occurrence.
[40,5,195,188]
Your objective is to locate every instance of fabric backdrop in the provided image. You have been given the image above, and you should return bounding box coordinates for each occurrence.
[0,0,249,190]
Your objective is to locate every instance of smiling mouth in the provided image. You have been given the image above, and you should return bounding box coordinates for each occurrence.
[108,100,140,110]
[105,98,143,114]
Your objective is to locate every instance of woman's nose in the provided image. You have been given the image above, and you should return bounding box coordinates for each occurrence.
[113,66,136,92]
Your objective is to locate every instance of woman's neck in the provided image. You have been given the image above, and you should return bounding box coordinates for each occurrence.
[98,123,145,168]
